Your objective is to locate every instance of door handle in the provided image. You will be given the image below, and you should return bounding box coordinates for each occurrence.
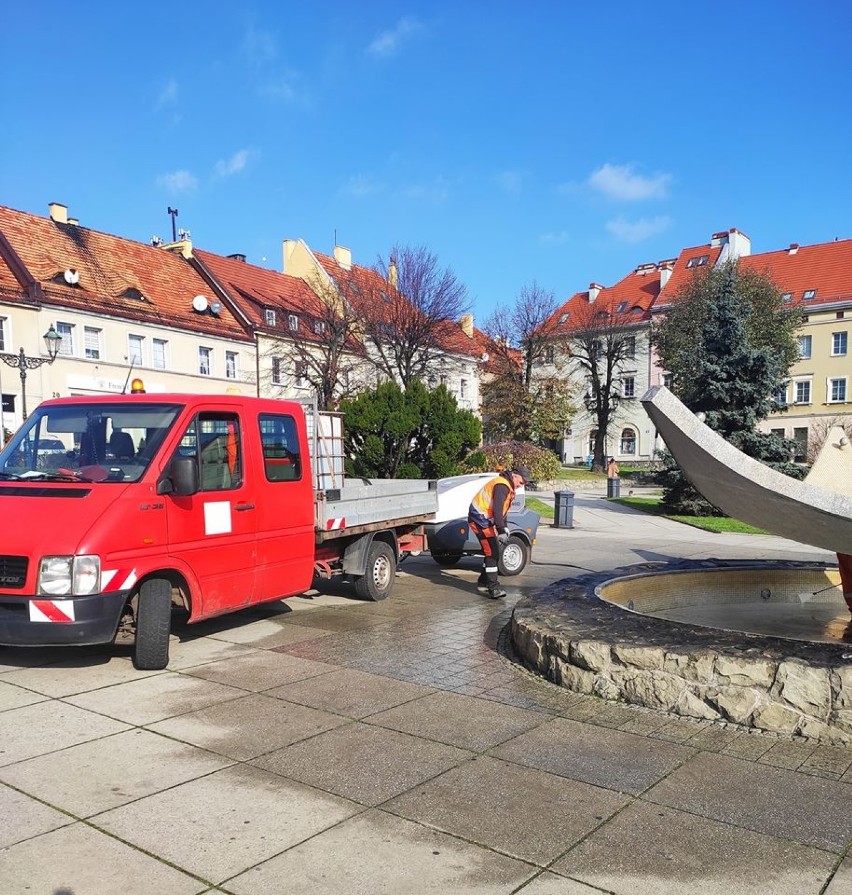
[235,502,255,511]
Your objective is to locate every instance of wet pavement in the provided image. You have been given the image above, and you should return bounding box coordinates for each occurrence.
[1,490,851,893]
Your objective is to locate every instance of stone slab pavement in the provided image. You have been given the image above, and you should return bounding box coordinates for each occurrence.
[0,492,850,894]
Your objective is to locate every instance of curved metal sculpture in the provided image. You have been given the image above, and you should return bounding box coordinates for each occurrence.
[641,385,852,612]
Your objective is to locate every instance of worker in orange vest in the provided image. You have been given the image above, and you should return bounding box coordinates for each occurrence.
[468,466,530,599]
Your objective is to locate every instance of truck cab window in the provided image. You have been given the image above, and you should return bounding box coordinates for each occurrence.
[259,413,301,482]
[177,412,243,491]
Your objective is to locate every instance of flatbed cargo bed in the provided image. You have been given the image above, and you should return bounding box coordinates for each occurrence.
[315,478,437,537]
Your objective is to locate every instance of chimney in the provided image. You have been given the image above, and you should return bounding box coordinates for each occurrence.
[588,282,603,303]
[228,253,247,263]
[333,245,352,270]
[459,313,474,338]
[388,258,398,288]
[48,202,68,224]
[712,228,751,262]
[788,243,799,255]
[658,260,675,289]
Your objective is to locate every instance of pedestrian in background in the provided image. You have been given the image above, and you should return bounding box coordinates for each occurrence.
[468,466,530,599]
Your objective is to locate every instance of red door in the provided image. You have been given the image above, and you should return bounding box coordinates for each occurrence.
[164,411,257,618]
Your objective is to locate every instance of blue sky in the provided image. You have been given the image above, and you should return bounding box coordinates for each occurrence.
[2,2,851,322]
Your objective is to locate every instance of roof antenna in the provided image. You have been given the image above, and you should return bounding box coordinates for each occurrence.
[167,207,179,242]
[122,356,137,394]
[334,228,337,247]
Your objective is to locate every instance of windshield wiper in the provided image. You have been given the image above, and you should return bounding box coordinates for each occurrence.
[0,471,23,479]
[17,468,102,483]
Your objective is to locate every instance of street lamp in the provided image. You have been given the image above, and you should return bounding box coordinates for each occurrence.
[0,325,63,421]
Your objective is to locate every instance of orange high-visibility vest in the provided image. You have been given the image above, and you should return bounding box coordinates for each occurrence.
[470,475,515,523]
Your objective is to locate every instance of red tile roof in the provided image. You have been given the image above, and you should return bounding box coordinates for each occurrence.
[0,205,251,341]
[654,243,724,304]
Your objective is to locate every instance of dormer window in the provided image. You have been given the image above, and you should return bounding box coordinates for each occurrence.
[616,301,627,313]
[686,255,709,268]
[314,320,326,335]
[781,292,793,303]
[119,287,145,301]
[802,289,817,301]
[559,313,570,324]
[288,314,299,331]
[265,308,276,327]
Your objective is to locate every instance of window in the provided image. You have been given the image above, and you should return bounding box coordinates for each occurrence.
[288,314,299,332]
[829,377,847,402]
[84,326,101,360]
[773,383,787,405]
[770,428,785,439]
[616,301,627,313]
[797,335,812,359]
[313,320,326,336]
[57,322,74,356]
[794,380,811,404]
[662,373,674,389]
[295,361,308,388]
[686,255,709,268]
[198,346,212,376]
[174,412,242,492]
[265,309,277,327]
[620,428,636,455]
[802,289,817,301]
[225,351,238,380]
[152,338,167,370]
[128,334,144,365]
[259,413,302,482]
[271,356,284,385]
[544,346,555,364]
[460,378,468,399]
[837,311,846,320]
[793,427,808,462]
[622,376,635,398]
[0,317,6,351]
[781,292,793,303]
[559,313,570,324]
[831,332,848,356]
[623,336,636,358]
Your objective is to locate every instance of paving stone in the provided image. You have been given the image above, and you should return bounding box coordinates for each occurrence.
[551,800,836,894]
[0,728,231,816]
[799,745,852,779]
[164,636,258,670]
[267,667,434,719]
[181,650,336,692]
[148,693,347,760]
[65,672,245,725]
[721,731,777,761]
[0,701,128,767]
[512,872,604,894]
[0,680,47,713]
[0,647,86,673]
[759,739,818,770]
[0,784,73,848]
[226,808,537,895]
[651,717,710,743]
[823,856,852,894]
[1,655,163,698]
[204,618,333,649]
[645,751,852,851]
[93,764,359,884]
[251,722,472,806]
[684,725,743,753]
[0,822,204,894]
[384,754,628,865]
[366,691,548,751]
[491,717,695,795]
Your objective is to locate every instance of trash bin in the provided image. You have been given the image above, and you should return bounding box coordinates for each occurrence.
[554,490,575,529]
[607,477,621,499]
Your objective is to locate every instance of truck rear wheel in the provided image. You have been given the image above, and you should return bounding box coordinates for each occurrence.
[133,578,172,670]
[354,541,396,601]
[498,535,530,577]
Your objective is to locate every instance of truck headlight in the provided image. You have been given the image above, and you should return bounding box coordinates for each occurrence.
[38,556,101,596]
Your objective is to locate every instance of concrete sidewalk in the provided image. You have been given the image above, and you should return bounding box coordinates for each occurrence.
[0,494,849,894]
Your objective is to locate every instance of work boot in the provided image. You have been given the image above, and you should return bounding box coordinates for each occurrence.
[476,572,489,590]
[486,585,507,600]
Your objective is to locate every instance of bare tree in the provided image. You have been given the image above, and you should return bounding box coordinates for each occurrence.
[482,282,576,443]
[566,300,639,472]
[806,416,852,464]
[359,244,470,388]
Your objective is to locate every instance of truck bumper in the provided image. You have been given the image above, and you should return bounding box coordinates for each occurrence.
[0,592,127,647]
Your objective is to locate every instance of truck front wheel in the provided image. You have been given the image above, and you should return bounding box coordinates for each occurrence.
[354,541,396,601]
[133,578,172,670]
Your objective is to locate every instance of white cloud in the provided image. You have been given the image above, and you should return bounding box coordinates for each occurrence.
[588,163,671,201]
[400,177,449,204]
[214,150,252,178]
[340,174,380,199]
[539,231,571,246]
[156,170,198,193]
[496,170,524,195]
[366,17,423,57]
[156,79,178,108]
[606,215,672,243]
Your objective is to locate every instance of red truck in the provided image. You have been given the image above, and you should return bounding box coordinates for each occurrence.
[0,390,435,670]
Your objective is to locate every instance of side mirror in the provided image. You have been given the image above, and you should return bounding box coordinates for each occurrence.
[158,456,199,496]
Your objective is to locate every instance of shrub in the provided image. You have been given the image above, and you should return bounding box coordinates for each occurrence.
[463,441,561,482]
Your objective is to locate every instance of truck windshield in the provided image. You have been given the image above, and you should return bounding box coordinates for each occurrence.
[0,402,182,483]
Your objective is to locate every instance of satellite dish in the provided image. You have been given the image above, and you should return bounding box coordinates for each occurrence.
[210,301,222,316]
[64,268,79,285]
[192,295,209,313]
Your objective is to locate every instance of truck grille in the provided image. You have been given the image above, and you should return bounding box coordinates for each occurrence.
[0,556,28,589]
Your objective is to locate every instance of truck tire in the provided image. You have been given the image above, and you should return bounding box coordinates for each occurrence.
[354,541,396,601]
[133,578,172,670]
[498,535,529,577]
[432,552,463,568]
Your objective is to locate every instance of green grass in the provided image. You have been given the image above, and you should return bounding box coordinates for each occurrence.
[525,496,554,522]
[612,496,769,534]
[558,467,607,480]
